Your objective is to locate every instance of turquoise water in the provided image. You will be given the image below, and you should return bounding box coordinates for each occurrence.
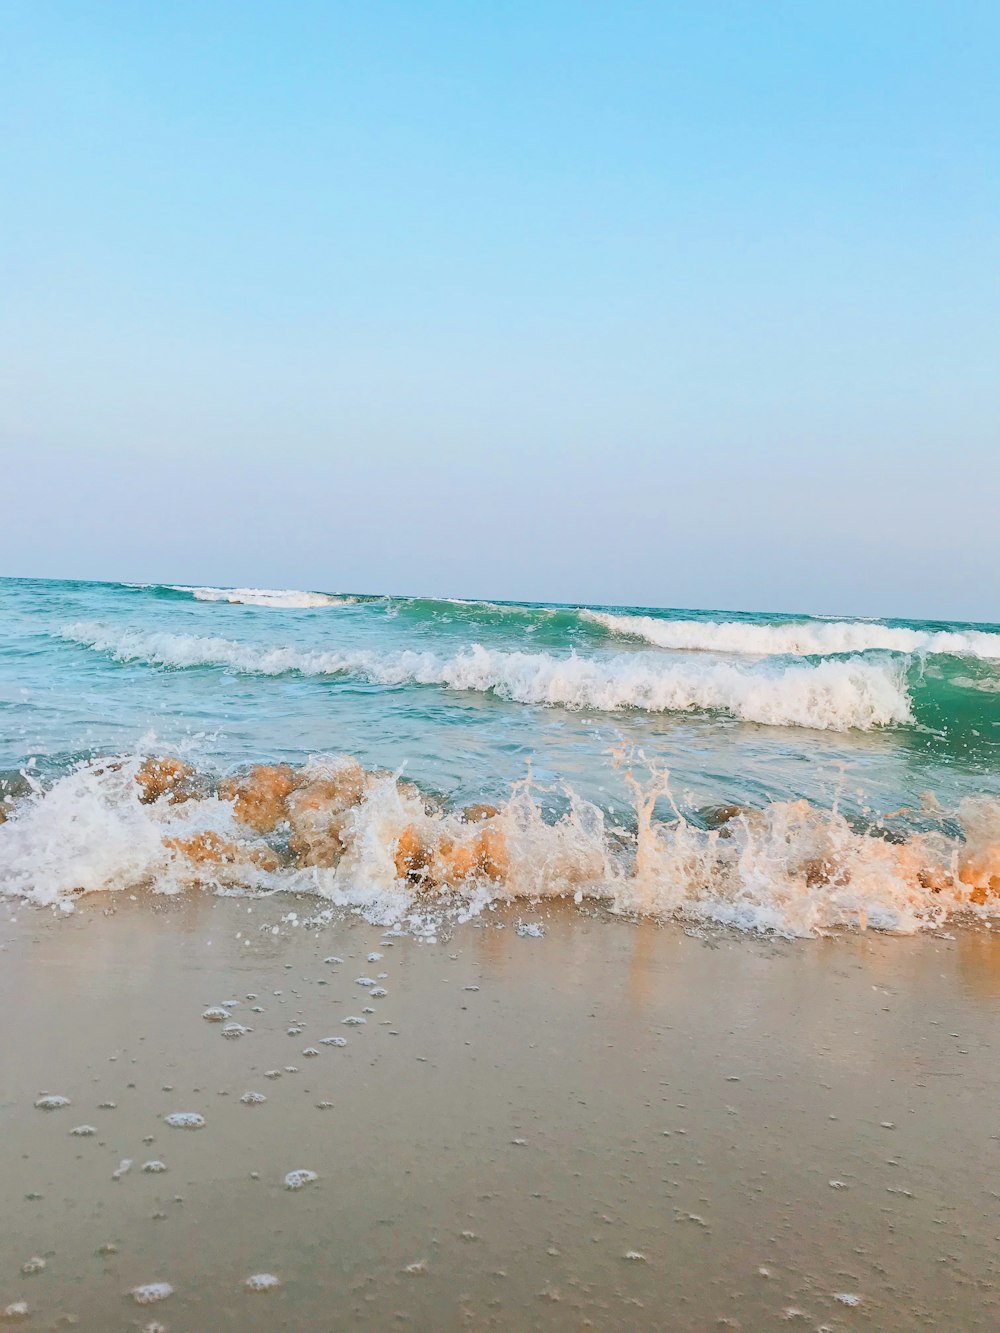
[1,576,998,932]
[3,576,998,808]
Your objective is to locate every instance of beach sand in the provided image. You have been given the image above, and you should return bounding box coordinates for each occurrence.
[1,895,998,1330]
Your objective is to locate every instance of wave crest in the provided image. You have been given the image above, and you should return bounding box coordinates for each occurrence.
[171,587,352,609]
[60,623,914,731]
[583,610,1000,659]
[1,753,997,937]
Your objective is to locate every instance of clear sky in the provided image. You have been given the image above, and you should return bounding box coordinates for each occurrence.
[1,1,998,620]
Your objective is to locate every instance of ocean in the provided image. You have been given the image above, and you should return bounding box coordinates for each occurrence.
[1,575,998,936]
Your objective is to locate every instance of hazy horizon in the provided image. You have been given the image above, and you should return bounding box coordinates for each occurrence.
[2,569,998,629]
[2,2,998,622]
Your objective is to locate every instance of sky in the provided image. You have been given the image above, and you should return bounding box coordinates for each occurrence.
[1,1,998,621]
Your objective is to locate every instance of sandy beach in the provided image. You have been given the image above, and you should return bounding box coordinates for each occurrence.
[2,896,998,1330]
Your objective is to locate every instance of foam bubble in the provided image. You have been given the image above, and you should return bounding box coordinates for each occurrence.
[245,1273,281,1292]
[35,1095,70,1110]
[130,1283,173,1306]
[240,1092,267,1105]
[284,1169,318,1190]
[165,1112,205,1129]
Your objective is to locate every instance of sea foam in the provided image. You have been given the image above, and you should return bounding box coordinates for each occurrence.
[1,750,998,938]
[60,624,913,731]
[171,586,352,609]
[582,610,1000,659]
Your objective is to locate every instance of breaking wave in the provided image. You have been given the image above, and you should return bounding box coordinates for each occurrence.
[171,586,354,609]
[1,752,997,938]
[59,623,914,731]
[583,610,1000,660]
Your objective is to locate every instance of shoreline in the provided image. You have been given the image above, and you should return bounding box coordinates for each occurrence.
[2,895,999,1328]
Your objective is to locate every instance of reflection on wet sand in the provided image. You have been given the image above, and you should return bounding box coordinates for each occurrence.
[1,898,999,1328]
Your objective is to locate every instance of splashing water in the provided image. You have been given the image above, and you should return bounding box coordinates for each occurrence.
[0,748,996,938]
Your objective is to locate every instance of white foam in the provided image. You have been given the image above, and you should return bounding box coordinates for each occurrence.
[130,1283,173,1305]
[583,610,1000,660]
[0,759,173,906]
[172,586,351,609]
[0,755,276,906]
[245,1273,281,1292]
[284,1169,318,1190]
[59,624,913,731]
[2,751,998,939]
[165,1112,205,1129]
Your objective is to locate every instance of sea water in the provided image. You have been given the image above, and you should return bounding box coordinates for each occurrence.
[1,576,998,935]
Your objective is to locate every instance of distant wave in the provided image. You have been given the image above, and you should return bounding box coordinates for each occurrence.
[60,623,914,731]
[583,610,1000,660]
[171,586,354,609]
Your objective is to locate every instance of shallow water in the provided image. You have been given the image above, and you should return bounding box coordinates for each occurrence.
[1,577,998,934]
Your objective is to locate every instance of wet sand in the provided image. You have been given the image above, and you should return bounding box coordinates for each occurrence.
[1,896,999,1331]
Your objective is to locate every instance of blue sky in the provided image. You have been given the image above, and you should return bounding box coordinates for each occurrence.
[1,1,997,619]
